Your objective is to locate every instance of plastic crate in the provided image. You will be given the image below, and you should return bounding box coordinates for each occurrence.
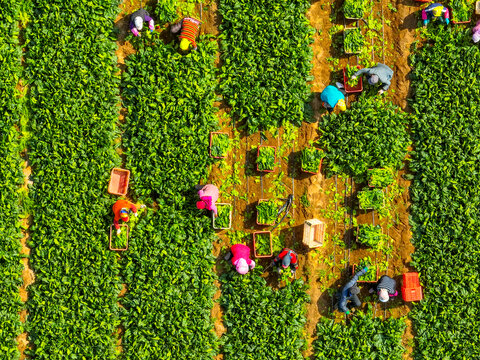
[343,66,363,93]
[212,203,232,230]
[402,272,420,288]
[253,231,273,258]
[256,145,277,172]
[209,132,229,159]
[108,168,130,196]
[256,199,277,226]
[402,286,423,302]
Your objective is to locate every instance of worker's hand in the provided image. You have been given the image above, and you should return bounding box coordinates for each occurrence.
[378,89,384,95]
[149,24,154,31]
[423,20,428,27]
[363,266,369,272]
[351,75,357,80]
[369,288,375,294]
[116,229,121,235]
[134,212,138,217]
[346,310,350,315]
[140,204,146,209]
[445,18,450,25]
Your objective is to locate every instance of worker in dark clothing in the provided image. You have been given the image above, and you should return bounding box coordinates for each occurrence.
[369,275,398,303]
[351,63,393,95]
[334,266,368,314]
[422,3,450,27]
[130,8,155,37]
[272,248,298,274]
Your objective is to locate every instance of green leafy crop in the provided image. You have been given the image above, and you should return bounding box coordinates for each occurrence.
[344,28,364,54]
[450,0,474,22]
[368,168,395,187]
[301,147,324,173]
[343,0,370,19]
[257,146,276,171]
[218,0,314,133]
[358,188,385,210]
[214,203,232,229]
[211,133,230,158]
[356,224,386,250]
[257,200,278,225]
[357,257,377,282]
[254,232,272,256]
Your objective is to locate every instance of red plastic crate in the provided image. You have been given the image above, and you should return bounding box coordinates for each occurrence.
[402,286,423,302]
[343,66,363,93]
[402,272,420,288]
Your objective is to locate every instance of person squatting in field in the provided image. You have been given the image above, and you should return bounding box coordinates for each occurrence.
[171,17,202,52]
[320,85,347,113]
[130,8,155,37]
[422,3,450,27]
[369,275,398,303]
[224,244,256,275]
[112,199,138,235]
[334,266,369,314]
[272,248,299,274]
[473,19,480,43]
[196,184,219,216]
[351,63,394,95]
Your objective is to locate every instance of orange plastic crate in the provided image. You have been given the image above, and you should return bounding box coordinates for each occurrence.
[402,286,423,302]
[402,272,420,288]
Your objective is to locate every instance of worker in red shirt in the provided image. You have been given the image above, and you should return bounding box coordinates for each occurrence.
[224,244,256,275]
[112,199,138,235]
[171,17,201,52]
[272,248,298,274]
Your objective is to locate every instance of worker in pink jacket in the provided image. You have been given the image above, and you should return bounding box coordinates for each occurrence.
[473,20,480,43]
[224,244,256,275]
[196,184,219,215]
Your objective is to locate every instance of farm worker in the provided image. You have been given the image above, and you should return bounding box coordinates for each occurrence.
[351,63,393,95]
[112,199,138,235]
[196,184,219,216]
[320,85,346,113]
[472,20,480,43]
[334,266,368,314]
[369,275,398,303]
[171,17,201,52]
[422,3,450,27]
[224,244,256,275]
[272,248,299,274]
[130,8,155,37]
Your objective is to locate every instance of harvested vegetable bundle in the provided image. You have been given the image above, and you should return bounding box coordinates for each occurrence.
[210,132,230,158]
[344,28,364,54]
[257,146,276,171]
[368,168,395,187]
[256,199,278,225]
[356,224,386,249]
[254,232,272,256]
[343,0,370,19]
[301,147,324,173]
[358,189,385,210]
[357,258,377,282]
[213,204,232,229]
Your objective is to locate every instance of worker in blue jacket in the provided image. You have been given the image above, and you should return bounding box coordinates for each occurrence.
[334,266,368,314]
[320,85,346,113]
[351,63,393,95]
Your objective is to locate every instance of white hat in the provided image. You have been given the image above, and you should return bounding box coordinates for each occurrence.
[134,17,143,31]
[235,258,249,275]
[473,32,480,44]
[378,288,389,303]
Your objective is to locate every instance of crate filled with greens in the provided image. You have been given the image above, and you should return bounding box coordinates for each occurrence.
[344,27,364,54]
[358,188,385,210]
[343,0,370,19]
[109,224,129,251]
[253,231,273,258]
[356,224,387,250]
[352,257,379,283]
[210,132,230,159]
[256,199,279,225]
[212,203,232,230]
[301,147,325,174]
[367,168,395,188]
[449,1,474,23]
[343,65,363,93]
[256,145,277,172]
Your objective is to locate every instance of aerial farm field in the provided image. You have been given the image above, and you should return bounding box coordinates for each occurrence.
[1,0,479,359]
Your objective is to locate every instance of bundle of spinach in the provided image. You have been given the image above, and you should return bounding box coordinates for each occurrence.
[257,146,276,171]
[213,204,232,229]
[358,189,385,210]
[344,28,364,54]
[367,168,395,187]
[256,200,278,225]
[254,232,272,256]
[210,133,230,158]
[356,224,386,250]
[301,147,324,173]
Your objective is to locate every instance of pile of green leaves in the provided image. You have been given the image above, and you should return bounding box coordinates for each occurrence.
[344,28,364,54]
[346,64,360,87]
[257,200,278,225]
[357,258,377,282]
[254,232,271,256]
[25,0,122,357]
[301,147,324,173]
[0,1,23,358]
[257,146,276,171]
[343,0,370,19]
[211,132,230,158]
[154,0,178,25]
[218,0,314,133]
[314,305,406,359]
[319,94,409,182]
[358,188,384,210]
[368,168,395,187]
[356,224,386,249]
[449,0,474,22]
[121,36,219,358]
[221,269,309,359]
[112,227,128,250]
[409,28,480,358]
[123,36,217,205]
[214,203,232,229]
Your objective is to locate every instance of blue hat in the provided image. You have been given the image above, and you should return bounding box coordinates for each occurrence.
[282,251,292,268]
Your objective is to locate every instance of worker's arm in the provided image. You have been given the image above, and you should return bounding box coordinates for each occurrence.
[443,7,450,24]
[422,9,429,26]
[381,77,391,92]
[249,260,256,269]
[344,267,368,290]
[353,68,369,78]
[144,14,155,31]
[114,219,120,230]
[338,293,349,313]
[273,249,287,265]
[130,22,140,37]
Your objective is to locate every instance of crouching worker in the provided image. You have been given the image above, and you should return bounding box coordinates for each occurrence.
[351,63,394,95]
[472,19,480,44]
[130,8,155,37]
[196,184,219,216]
[171,17,201,52]
[369,275,398,303]
[224,244,256,275]
[334,266,368,315]
[112,199,138,235]
[422,3,450,27]
[273,248,299,274]
[320,85,346,113]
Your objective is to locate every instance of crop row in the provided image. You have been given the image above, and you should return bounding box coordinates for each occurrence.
[0,1,24,359]
[319,94,410,182]
[121,36,219,358]
[218,0,314,133]
[25,1,122,358]
[409,28,480,358]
